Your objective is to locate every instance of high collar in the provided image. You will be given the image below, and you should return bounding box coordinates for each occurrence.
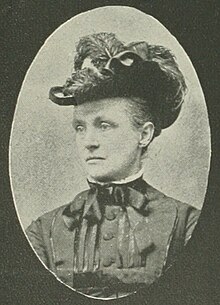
[87,168,144,186]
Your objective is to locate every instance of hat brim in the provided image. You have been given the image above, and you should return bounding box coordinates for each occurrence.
[49,86,76,106]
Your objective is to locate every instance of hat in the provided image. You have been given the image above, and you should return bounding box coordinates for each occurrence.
[49,32,187,129]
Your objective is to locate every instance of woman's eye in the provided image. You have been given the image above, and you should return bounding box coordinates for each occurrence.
[100,122,111,131]
[75,125,85,133]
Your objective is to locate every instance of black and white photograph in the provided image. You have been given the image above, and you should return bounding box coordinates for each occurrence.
[1,2,219,305]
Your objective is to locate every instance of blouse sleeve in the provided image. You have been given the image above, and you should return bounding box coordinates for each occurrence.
[164,203,201,269]
[26,219,49,266]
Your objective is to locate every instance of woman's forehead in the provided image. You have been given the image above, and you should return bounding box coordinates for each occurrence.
[73,98,130,119]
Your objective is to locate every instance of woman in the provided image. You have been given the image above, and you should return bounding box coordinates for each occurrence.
[26,32,200,299]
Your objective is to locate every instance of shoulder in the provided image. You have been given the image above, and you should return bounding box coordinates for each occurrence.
[145,181,200,213]
[144,181,201,231]
[28,189,89,230]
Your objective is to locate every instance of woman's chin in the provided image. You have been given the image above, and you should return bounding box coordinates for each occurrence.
[89,175,113,183]
[87,170,117,183]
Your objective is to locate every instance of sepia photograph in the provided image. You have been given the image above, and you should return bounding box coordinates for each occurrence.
[9,6,211,300]
[1,2,219,305]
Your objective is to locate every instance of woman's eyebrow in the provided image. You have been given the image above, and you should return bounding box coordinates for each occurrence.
[94,116,116,124]
[72,118,85,127]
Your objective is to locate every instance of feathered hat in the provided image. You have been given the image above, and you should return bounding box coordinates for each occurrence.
[49,32,187,130]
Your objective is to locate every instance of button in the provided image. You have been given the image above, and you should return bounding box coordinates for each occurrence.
[55,260,64,266]
[103,256,115,267]
[103,232,114,240]
[105,207,119,220]
[105,210,116,220]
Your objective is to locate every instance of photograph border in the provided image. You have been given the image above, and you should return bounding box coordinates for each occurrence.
[1,1,220,305]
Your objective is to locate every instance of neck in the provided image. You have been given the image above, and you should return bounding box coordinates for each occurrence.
[87,168,144,185]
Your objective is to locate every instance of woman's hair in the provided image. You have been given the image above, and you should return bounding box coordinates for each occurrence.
[49,32,187,133]
[126,97,161,136]
[123,97,159,155]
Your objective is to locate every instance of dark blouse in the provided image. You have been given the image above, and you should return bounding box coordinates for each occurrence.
[26,179,200,298]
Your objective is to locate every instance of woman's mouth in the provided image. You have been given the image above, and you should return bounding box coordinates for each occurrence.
[86,156,105,163]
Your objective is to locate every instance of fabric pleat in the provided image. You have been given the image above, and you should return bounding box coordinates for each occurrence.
[86,224,98,271]
[69,178,151,272]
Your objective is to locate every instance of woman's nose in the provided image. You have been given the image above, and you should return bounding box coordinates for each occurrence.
[84,130,100,150]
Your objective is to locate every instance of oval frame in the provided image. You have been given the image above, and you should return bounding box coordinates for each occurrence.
[9,5,211,301]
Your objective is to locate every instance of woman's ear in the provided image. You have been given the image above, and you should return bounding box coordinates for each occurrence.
[139,122,155,148]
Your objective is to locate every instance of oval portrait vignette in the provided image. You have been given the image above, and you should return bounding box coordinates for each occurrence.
[9,6,211,300]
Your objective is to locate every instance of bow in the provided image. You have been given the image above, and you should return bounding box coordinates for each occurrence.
[83,183,149,223]
[62,178,149,229]
[101,50,143,75]
[62,180,154,270]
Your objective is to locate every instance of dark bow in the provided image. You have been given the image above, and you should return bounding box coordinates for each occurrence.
[62,179,156,269]
[62,178,150,229]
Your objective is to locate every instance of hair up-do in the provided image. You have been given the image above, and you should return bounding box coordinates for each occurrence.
[49,32,187,134]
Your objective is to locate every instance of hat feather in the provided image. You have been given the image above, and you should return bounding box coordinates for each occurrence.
[74,32,126,71]
[50,32,187,129]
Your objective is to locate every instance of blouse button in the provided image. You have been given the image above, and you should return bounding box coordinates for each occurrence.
[105,208,119,220]
[55,260,64,267]
[105,211,116,220]
[103,232,114,240]
[103,257,115,267]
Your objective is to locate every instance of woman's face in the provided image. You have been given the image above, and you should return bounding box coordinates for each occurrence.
[72,98,143,182]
